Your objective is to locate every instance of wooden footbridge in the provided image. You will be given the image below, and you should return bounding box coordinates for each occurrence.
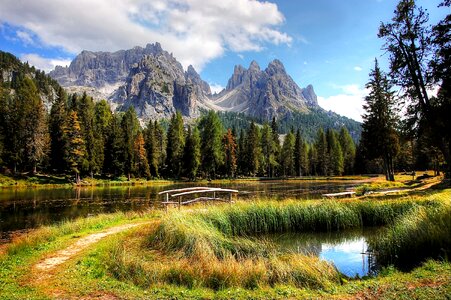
[158,187,239,211]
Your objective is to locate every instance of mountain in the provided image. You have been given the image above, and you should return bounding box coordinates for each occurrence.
[209,59,317,119]
[49,43,357,132]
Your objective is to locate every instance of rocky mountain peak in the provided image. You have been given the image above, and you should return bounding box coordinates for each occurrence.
[265,59,286,76]
[301,84,318,106]
[249,60,260,71]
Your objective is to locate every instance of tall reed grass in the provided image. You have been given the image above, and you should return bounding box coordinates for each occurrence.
[106,193,449,290]
[371,202,451,270]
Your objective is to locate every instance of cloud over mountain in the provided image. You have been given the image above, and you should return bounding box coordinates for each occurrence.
[0,0,291,71]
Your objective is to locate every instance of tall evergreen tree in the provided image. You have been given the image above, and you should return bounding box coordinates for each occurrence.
[315,128,328,176]
[326,129,344,176]
[308,144,318,176]
[281,131,295,176]
[154,120,166,176]
[199,111,223,178]
[183,126,201,180]
[49,87,68,173]
[133,132,151,178]
[245,122,261,176]
[223,128,237,178]
[261,123,277,177]
[270,117,281,177]
[361,60,400,181]
[63,111,86,183]
[339,127,356,175]
[166,112,185,178]
[104,115,125,176]
[93,100,113,175]
[237,129,247,176]
[121,107,140,180]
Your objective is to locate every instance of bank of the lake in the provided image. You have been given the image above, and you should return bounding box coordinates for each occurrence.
[0,186,449,299]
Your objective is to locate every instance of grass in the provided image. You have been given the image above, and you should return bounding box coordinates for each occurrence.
[103,190,450,292]
[0,186,449,299]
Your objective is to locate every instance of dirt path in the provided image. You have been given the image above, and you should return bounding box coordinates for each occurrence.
[34,223,144,273]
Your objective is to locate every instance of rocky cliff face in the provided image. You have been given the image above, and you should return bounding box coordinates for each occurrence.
[211,59,317,119]
[50,43,318,121]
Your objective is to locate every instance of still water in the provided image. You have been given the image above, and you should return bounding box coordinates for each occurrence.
[0,180,359,240]
[265,229,380,277]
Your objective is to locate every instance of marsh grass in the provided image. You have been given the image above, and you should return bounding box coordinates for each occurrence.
[371,200,451,270]
[106,191,450,291]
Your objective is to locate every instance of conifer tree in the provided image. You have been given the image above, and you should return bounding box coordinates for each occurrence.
[166,112,185,178]
[315,128,328,176]
[183,126,201,180]
[50,87,68,173]
[93,100,113,175]
[308,144,318,176]
[361,60,399,181]
[104,115,125,176]
[223,128,237,178]
[326,129,344,176]
[261,123,277,177]
[199,111,223,178]
[133,132,150,178]
[154,120,166,176]
[237,129,246,176]
[121,107,140,180]
[63,111,85,183]
[281,131,295,176]
[245,122,261,176]
[339,127,356,174]
[271,117,281,177]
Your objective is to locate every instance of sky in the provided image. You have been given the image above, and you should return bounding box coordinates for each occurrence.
[0,0,448,122]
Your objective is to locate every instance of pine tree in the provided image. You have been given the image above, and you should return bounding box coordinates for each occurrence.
[271,117,281,177]
[223,128,237,178]
[121,107,140,180]
[166,112,185,178]
[104,115,125,176]
[326,129,344,176]
[339,127,356,175]
[133,132,150,178]
[361,59,399,181]
[50,87,68,173]
[281,131,295,176]
[261,123,277,177]
[93,100,113,175]
[315,128,328,176]
[245,122,261,176]
[308,144,318,176]
[154,120,166,176]
[237,129,246,176]
[17,77,50,173]
[63,111,86,183]
[199,111,223,179]
[75,92,102,177]
[183,126,201,180]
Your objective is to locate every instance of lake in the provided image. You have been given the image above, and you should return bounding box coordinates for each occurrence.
[0,180,360,241]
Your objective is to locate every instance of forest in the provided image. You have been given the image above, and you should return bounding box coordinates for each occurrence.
[0,0,450,183]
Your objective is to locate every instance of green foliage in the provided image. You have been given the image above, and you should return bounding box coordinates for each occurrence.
[121,107,140,179]
[165,112,185,178]
[244,122,261,176]
[281,131,295,176]
[183,126,201,180]
[222,128,237,178]
[361,60,399,181]
[199,110,224,178]
[339,127,356,175]
[327,129,344,176]
[63,111,86,182]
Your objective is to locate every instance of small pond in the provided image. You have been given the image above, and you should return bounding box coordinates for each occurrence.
[265,228,381,277]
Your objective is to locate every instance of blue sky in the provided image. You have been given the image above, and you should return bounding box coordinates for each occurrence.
[0,0,448,121]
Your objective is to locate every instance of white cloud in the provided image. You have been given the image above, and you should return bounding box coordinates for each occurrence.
[0,0,291,71]
[318,84,368,122]
[353,66,363,71]
[16,30,34,45]
[21,53,71,72]
[209,83,225,94]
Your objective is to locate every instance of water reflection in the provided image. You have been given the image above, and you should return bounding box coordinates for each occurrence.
[0,180,358,240]
[264,229,380,277]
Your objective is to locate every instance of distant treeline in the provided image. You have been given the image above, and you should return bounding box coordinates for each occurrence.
[0,83,357,181]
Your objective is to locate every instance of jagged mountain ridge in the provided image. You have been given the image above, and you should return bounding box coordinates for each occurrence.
[50,43,322,122]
